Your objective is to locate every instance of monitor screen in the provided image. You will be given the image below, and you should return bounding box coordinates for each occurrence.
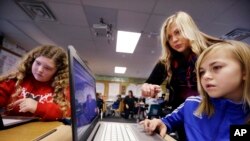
[68,46,99,141]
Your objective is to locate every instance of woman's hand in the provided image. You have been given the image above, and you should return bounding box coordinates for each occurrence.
[125,104,129,109]
[13,98,38,113]
[140,118,167,137]
[141,83,161,98]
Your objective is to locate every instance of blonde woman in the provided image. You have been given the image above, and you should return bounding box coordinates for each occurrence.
[141,40,250,140]
[141,11,222,110]
[0,45,70,121]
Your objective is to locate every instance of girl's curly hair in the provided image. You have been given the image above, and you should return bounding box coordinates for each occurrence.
[0,45,69,117]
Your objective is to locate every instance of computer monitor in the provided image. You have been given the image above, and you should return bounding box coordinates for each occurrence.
[68,45,99,141]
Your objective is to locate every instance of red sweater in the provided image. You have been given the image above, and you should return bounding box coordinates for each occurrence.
[0,76,70,121]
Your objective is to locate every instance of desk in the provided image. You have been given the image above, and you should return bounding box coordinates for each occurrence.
[0,121,175,141]
[0,121,63,141]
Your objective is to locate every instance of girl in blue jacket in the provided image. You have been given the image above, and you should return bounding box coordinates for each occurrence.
[141,40,250,141]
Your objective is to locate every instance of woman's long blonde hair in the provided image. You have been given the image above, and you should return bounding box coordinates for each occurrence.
[0,45,69,116]
[195,40,250,121]
[160,11,221,84]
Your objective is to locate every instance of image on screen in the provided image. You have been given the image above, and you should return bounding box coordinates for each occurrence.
[72,58,98,139]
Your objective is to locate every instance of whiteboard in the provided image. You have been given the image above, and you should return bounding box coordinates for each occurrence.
[0,49,20,75]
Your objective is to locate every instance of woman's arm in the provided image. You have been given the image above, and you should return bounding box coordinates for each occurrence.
[145,61,167,85]
[141,61,167,97]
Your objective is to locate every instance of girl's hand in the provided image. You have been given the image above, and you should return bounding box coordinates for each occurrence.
[13,98,38,113]
[141,83,162,98]
[139,118,167,137]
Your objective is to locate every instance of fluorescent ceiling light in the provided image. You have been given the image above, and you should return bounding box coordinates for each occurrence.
[116,30,141,53]
[114,66,127,74]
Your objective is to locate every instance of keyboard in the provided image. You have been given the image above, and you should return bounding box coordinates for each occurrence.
[101,122,137,141]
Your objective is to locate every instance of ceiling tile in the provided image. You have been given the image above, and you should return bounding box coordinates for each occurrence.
[144,14,166,33]
[117,10,149,32]
[0,0,32,22]
[37,22,92,41]
[48,2,88,26]
[82,0,157,13]
[49,0,81,4]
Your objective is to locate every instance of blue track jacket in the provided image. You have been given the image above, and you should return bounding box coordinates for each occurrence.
[161,96,249,141]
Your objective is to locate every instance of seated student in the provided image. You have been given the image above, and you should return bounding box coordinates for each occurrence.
[0,45,70,121]
[110,94,123,116]
[124,90,136,119]
[96,92,104,112]
[140,40,250,140]
[112,94,122,110]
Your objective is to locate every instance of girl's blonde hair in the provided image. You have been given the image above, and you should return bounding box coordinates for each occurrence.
[159,11,221,84]
[195,40,250,119]
[0,45,69,117]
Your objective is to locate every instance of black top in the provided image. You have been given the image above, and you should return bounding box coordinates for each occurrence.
[96,98,104,110]
[146,56,199,110]
[124,96,136,109]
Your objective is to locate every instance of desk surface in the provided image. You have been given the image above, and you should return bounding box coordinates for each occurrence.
[0,120,175,141]
[0,121,62,141]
